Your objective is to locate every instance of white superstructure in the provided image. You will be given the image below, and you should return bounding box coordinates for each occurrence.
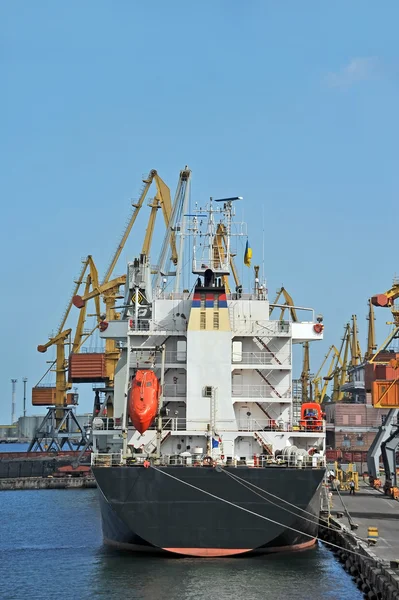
[92,168,325,464]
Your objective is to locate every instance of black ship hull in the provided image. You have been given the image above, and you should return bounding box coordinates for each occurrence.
[93,465,325,557]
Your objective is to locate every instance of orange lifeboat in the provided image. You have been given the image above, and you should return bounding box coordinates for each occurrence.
[128,370,160,434]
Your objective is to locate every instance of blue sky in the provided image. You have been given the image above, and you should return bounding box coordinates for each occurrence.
[1,1,398,423]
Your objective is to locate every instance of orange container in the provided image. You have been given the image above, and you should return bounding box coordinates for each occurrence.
[32,387,57,406]
[372,380,399,408]
[69,353,107,383]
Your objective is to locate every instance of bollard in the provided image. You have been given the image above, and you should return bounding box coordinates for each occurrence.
[367,527,378,545]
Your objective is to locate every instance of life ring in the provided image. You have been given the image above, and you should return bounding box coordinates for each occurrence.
[313,323,323,334]
[203,456,213,467]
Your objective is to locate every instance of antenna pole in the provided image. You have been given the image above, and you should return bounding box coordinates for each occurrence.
[23,377,27,418]
[11,379,17,425]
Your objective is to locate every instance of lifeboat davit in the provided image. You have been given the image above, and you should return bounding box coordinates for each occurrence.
[128,370,160,434]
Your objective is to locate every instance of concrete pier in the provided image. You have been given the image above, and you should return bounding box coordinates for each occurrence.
[320,480,399,599]
[333,482,399,562]
[0,476,96,491]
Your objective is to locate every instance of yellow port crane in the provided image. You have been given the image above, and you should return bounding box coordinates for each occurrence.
[301,342,310,403]
[102,169,177,283]
[311,345,343,404]
[350,314,362,367]
[269,287,298,322]
[370,281,399,366]
[72,171,176,416]
[72,274,126,387]
[34,255,101,409]
[323,323,351,402]
[213,223,240,293]
[365,299,377,360]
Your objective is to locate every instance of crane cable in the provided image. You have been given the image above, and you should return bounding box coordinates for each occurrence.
[151,465,383,562]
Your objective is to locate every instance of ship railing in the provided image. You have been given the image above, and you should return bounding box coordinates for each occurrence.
[226,293,266,301]
[232,351,291,365]
[228,319,292,336]
[91,451,325,469]
[138,418,324,433]
[148,454,326,469]
[155,292,193,300]
[91,452,124,467]
[128,319,187,333]
[232,384,291,398]
[91,417,123,431]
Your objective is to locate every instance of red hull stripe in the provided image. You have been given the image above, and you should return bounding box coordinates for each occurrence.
[163,538,316,557]
[163,548,251,557]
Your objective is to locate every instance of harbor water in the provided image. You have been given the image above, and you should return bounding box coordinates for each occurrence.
[0,488,363,600]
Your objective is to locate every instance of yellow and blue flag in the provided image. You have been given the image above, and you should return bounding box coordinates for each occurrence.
[244,240,252,267]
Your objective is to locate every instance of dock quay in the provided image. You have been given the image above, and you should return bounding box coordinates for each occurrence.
[319,480,399,599]
[0,476,96,491]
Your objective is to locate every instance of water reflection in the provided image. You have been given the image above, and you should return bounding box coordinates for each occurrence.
[90,543,363,600]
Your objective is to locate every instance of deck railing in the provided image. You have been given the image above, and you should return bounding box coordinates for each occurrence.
[91,452,326,469]
[91,416,325,433]
[232,384,291,399]
[232,351,291,366]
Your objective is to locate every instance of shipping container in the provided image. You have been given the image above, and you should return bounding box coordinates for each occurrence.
[32,387,57,406]
[365,355,399,391]
[372,380,399,408]
[68,353,107,383]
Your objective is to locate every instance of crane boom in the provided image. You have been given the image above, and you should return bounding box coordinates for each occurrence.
[58,256,95,333]
[301,342,310,402]
[269,287,298,322]
[350,314,362,366]
[365,299,377,360]
[141,174,177,263]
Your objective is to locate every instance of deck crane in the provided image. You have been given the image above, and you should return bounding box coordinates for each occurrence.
[311,345,342,404]
[366,281,399,497]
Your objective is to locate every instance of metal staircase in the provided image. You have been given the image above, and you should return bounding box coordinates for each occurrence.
[255,368,282,398]
[253,336,282,365]
[254,431,273,455]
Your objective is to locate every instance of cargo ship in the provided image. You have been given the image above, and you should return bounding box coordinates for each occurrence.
[91,167,326,557]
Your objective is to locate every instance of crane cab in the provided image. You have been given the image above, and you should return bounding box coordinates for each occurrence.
[300,402,323,431]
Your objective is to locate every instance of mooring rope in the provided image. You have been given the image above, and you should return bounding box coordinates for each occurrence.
[151,465,381,561]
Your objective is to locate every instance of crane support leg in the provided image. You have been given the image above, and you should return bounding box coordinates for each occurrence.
[381,425,399,491]
[367,408,398,481]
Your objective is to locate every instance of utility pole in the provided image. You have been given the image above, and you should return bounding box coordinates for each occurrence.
[23,377,28,418]
[11,379,17,425]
